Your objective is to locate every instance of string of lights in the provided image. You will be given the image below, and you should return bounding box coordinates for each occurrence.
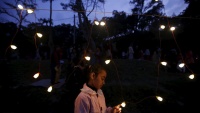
[2,2,197,112]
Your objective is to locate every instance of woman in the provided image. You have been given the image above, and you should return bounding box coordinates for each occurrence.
[74,64,121,113]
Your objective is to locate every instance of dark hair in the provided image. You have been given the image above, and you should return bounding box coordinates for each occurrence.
[85,64,106,82]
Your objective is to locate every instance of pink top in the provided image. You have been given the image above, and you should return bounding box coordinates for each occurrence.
[74,83,112,113]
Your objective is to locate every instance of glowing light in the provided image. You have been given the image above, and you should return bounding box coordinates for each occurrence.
[27,9,34,13]
[18,4,24,9]
[105,59,111,64]
[121,102,126,107]
[178,63,185,68]
[161,61,167,66]
[36,33,43,38]
[100,21,105,26]
[33,72,40,79]
[10,45,17,49]
[170,27,175,31]
[189,74,194,79]
[160,25,165,29]
[156,96,163,101]
[47,86,53,92]
[85,56,90,61]
[94,20,99,25]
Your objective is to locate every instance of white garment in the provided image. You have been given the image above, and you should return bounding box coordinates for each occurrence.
[74,83,112,113]
[128,46,134,59]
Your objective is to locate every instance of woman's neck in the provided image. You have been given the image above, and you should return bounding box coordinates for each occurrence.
[86,83,97,92]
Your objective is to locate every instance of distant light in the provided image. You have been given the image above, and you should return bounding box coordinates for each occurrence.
[85,56,90,61]
[27,9,34,13]
[10,45,17,49]
[170,27,175,31]
[94,20,99,25]
[189,74,194,79]
[178,63,185,68]
[36,33,43,38]
[156,96,163,101]
[18,4,24,9]
[161,61,167,66]
[105,59,111,64]
[100,21,105,26]
[33,72,40,79]
[47,86,53,92]
[160,25,165,29]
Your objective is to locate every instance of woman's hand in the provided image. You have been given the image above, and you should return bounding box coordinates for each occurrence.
[111,105,121,113]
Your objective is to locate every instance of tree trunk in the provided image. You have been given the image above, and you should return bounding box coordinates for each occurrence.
[76,0,96,51]
[48,0,54,55]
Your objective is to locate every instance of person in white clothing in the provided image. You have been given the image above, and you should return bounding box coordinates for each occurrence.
[74,64,121,113]
[128,44,134,59]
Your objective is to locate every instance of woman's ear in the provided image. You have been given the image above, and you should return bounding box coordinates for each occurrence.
[89,72,95,79]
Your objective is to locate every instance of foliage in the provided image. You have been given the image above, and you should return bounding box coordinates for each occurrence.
[178,0,200,54]
[130,0,164,31]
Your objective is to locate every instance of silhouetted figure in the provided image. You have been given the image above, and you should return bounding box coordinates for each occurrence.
[50,45,63,85]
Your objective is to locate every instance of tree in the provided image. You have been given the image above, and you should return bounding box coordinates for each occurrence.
[61,0,105,51]
[42,0,54,55]
[178,0,200,54]
[38,18,53,26]
[0,0,36,59]
[0,0,36,29]
[129,0,164,31]
[0,22,17,59]
[107,10,128,36]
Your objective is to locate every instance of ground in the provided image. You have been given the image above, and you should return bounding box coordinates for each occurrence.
[0,59,199,113]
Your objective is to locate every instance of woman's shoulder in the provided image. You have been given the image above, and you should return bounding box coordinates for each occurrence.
[75,91,93,103]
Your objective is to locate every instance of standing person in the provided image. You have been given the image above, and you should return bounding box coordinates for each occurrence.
[128,44,134,60]
[50,45,63,85]
[74,64,121,113]
[144,48,150,60]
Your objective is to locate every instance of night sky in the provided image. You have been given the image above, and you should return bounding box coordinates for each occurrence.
[0,0,188,26]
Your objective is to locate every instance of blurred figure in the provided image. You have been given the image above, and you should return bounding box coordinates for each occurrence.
[50,45,63,85]
[127,44,134,60]
[144,48,150,60]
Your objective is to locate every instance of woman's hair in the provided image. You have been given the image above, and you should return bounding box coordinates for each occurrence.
[85,64,106,82]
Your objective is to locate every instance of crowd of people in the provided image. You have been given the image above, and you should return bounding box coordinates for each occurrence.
[49,43,199,87]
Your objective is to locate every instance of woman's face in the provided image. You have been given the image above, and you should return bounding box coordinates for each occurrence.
[92,70,107,89]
